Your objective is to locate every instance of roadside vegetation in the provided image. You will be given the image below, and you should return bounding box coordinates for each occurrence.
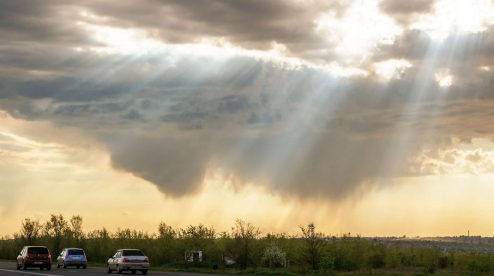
[1,215,494,276]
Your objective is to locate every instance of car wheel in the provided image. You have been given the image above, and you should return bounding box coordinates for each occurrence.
[131,270,136,274]
[63,262,67,269]
[107,264,112,274]
[77,266,80,269]
[83,265,87,269]
[142,270,148,275]
[23,263,27,270]
[117,265,122,274]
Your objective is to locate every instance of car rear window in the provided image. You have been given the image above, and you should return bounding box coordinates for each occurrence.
[68,249,85,255]
[28,247,49,254]
[122,250,144,256]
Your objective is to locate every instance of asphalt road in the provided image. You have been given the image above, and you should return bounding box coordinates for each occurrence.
[0,263,221,276]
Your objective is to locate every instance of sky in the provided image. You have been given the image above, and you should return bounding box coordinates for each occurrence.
[2,0,494,237]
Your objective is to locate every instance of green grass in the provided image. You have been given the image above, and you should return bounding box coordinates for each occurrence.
[237,269,300,276]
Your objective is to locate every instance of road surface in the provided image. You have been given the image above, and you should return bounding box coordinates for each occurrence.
[0,262,221,276]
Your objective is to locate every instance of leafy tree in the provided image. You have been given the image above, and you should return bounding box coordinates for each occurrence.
[438,256,449,272]
[262,241,286,268]
[299,223,326,270]
[44,214,69,255]
[364,243,386,270]
[86,227,111,263]
[157,222,176,265]
[19,218,42,246]
[70,216,84,238]
[317,255,336,276]
[264,232,298,269]
[231,219,261,270]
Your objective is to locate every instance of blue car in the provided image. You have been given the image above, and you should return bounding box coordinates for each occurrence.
[56,248,87,269]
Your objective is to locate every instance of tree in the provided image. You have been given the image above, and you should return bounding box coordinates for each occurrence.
[19,218,42,246]
[364,244,386,270]
[299,223,326,270]
[86,227,111,263]
[231,219,261,270]
[177,224,217,268]
[265,232,297,269]
[262,241,286,268]
[70,215,84,247]
[318,255,336,276]
[158,222,175,239]
[157,222,176,265]
[44,214,69,255]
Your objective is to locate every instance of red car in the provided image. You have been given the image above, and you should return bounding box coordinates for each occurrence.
[16,246,52,270]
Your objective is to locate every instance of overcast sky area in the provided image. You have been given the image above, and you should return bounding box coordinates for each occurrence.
[2,0,494,237]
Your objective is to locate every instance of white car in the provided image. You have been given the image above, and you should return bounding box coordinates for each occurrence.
[107,249,149,274]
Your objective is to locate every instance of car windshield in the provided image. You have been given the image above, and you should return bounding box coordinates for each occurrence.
[28,247,49,254]
[68,249,84,255]
[122,250,145,256]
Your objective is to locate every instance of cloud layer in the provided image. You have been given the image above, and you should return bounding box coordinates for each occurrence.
[2,0,494,200]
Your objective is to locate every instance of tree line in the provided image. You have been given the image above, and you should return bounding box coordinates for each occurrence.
[1,215,494,275]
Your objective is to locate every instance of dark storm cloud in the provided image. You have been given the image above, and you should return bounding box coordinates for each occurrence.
[102,69,494,198]
[107,130,440,199]
[15,77,135,102]
[109,136,211,196]
[52,102,132,116]
[2,0,494,200]
[0,0,353,62]
[0,1,86,45]
[76,0,336,58]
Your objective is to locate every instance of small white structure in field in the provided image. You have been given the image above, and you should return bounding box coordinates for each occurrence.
[185,250,202,262]
[225,257,235,265]
[222,254,235,265]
